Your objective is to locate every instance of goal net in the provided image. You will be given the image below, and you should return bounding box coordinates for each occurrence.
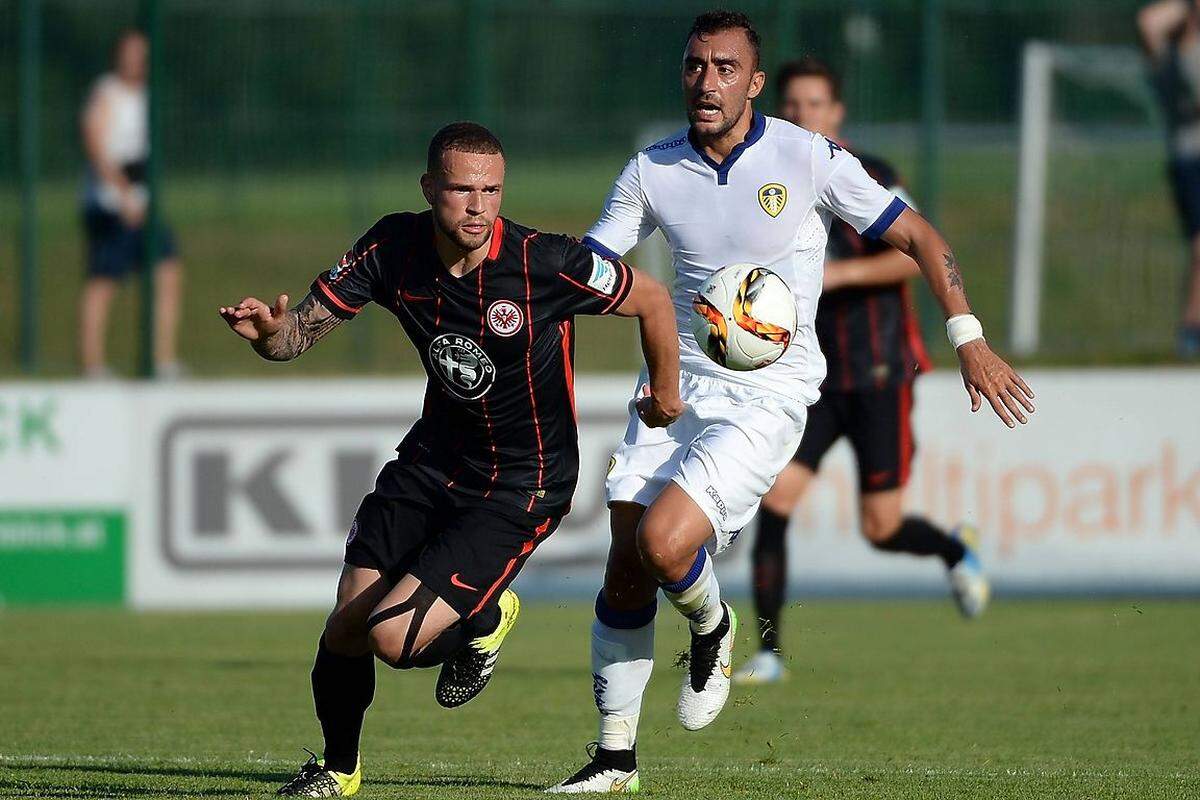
[1012,42,1180,358]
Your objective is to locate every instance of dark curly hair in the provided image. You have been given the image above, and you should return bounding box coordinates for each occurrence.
[687,10,761,68]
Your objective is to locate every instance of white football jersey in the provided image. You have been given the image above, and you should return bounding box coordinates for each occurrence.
[585,113,906,405]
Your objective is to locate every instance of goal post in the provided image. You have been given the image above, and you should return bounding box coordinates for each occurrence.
[1010,41,1164,356]
[1010,42,1054,356]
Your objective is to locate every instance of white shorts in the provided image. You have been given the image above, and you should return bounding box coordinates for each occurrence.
[604,371,808,554]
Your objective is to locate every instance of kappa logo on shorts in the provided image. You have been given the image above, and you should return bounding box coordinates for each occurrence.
[428,333,497,400]
[487,299,524,337]
[705,485,728,521]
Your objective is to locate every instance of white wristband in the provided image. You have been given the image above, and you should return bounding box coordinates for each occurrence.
[945,314,984,349]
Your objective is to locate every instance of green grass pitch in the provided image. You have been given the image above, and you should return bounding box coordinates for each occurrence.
[1,600,1197,799]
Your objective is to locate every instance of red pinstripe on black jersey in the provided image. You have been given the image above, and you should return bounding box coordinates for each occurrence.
[816,152,932,391]
[310,211,633,515]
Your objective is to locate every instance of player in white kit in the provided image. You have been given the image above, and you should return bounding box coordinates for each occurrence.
[548,11,1034,794]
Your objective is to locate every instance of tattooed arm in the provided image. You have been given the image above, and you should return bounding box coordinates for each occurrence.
[218,292,343,361]
[879,208,1035,428]
[878,208,972,318]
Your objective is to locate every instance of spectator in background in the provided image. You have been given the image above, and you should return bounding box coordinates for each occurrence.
[79,29,183,378]
[1138,0,1200,357]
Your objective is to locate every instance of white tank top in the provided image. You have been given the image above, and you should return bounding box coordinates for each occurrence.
[93,73,148,167]
[85,74,149,212]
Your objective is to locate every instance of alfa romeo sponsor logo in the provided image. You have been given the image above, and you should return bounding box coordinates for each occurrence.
[487,299,523,337]
[428,333,496,400]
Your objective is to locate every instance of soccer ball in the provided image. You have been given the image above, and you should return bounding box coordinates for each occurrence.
[690,263,796,371]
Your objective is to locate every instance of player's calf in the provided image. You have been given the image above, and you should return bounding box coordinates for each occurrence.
[635,485,736,730]
[635,486,724,634]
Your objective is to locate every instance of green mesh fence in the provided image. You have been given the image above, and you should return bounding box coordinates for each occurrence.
[1,0,1179,376]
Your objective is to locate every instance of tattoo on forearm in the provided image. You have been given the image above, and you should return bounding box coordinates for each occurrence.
[252,293,342,361]
[944,252,964,291]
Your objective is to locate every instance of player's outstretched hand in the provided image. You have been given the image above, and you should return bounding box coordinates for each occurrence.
[636,384,685,428]
[956,339,1035,428]
[218,294,290,342]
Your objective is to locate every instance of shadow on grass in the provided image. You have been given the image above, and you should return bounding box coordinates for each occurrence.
[1,761,284,783]
[0,779,243,799]
[2,761,543,795]
[386,775,544,790]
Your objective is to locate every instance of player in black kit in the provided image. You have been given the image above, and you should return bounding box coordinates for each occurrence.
[219,122,682,797]
[734,59,989,686]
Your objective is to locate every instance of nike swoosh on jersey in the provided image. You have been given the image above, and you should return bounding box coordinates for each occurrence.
[401,289,435,302]
[450,573,479,592]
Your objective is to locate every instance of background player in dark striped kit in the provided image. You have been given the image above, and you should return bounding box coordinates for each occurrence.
[218,122,682,797]
[735,58,988,685]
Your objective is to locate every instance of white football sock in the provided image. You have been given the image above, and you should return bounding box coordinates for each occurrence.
[660,548,723,635]
[591,595,656,752]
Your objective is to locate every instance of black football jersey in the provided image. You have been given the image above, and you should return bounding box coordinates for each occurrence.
[311,211,634,515]
[816,152,931,392]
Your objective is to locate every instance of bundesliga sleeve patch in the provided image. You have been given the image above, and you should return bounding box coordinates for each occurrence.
[327,253,352,282]
[587,253,619,295]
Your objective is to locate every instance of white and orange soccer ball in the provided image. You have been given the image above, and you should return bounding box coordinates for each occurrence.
[690,263,796,371]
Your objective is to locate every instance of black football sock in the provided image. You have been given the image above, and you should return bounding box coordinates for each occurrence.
[465,602,501,639]
[595,743,637,771]
[751,507,788,653]
[872,515,966,568]
[312,635,375,774]
[404,603,501,669]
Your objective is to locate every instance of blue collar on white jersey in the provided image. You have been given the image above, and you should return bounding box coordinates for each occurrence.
[688,111,766,186]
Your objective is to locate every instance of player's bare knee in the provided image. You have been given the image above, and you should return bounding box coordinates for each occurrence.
[761,487,794,517]
[364,582,441,669]
[635,517,690,582]
[366,625,412,669]
[862,512,902,545]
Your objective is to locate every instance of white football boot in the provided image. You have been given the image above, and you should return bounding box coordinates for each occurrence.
[948,524,990,618]
[546,743,639,794]
[733,648,786,685]
[677,602,737,731]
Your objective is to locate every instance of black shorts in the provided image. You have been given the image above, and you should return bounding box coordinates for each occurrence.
[84,206,177,279]
[344,458,560,619]
[1169,157,1200,239]
[794,382,915,493]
